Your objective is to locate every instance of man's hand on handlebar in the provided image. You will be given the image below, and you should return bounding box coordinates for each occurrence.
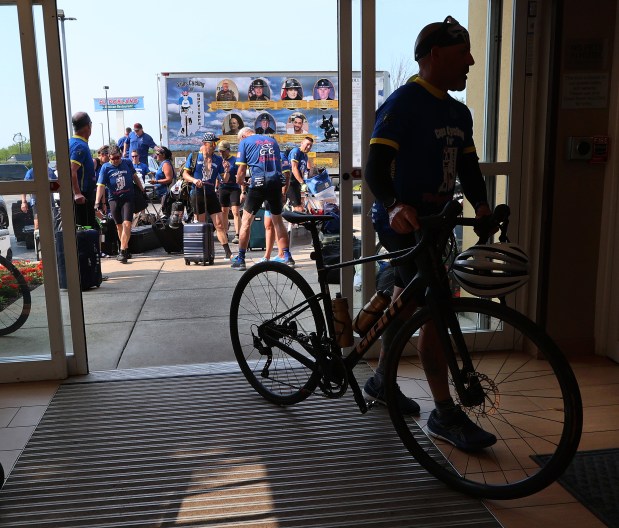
[388,203,420,234]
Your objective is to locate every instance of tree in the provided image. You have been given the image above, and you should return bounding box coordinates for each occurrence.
[390,56,416,89]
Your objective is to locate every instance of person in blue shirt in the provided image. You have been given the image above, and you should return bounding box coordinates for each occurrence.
[362,16,496,451]
[94,145,145,263]
[130,149,153,187]
[20,160,57,230]
[258,151,295,267]
[116,127,131,158]
[230,127,293,271]
[216,140,241,244]
[287,137,314,212]
[149,146,174,208]
[181,132,232,260]
[69,112,98,229]
[125,122,156,164]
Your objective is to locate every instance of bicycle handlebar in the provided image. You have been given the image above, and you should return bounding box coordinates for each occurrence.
[390,201,511,268]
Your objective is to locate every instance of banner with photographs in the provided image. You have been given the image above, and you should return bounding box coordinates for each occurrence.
[163,72,388,170]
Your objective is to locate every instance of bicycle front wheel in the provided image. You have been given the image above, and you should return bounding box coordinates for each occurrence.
[230,262,326,406]
[0,257,31,336]
[384,298,582,500]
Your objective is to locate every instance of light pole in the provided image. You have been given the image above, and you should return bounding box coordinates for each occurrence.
[13,133,25,154]
[97,123,104,146]
[103,85,111,144]
[57,10,76,133]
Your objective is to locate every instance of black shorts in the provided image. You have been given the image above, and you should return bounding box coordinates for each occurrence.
[286,179,303,206]
[109,198,134,224]
[377,229,419,290]
[219,187,241,207]
[245,184,283,215]
[192,190,222,215]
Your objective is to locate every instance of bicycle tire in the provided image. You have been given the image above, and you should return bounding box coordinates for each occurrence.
[230,261,326,405]
[384,297,582,500]
[0,256,31,336]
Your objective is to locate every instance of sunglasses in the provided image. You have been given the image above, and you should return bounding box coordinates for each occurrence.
[131,155,139,158]
[133,128,141,132]
[110,156,121,161]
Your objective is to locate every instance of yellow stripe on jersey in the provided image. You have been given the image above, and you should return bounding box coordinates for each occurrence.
[414,77,448,100]
[463,146,477,155]
[370,137,399,150]
[70,159,82,167]
[235,161,247,166]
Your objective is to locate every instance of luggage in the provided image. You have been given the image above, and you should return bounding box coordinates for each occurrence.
[76,228,102,290]
[322,236,361,284]
[128,224,161,254]
[11,202,34,242]
[248,208,266,250]
[152,219,183,253]
[183,222,215,265]
[99,217,119,256]
[23,225,35,249]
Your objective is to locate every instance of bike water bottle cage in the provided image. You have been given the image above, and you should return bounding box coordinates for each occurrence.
[452,242,529,298]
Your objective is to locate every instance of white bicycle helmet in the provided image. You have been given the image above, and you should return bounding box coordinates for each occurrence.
[452,243,529,298]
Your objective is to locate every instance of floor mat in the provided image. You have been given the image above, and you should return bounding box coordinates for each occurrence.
[534,449,619,528]
[0,370,500,528]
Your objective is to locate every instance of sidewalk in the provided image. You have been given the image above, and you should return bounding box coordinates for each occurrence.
[1,227,326,373]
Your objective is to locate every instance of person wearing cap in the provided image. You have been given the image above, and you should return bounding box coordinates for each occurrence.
[255,114,275,135]
[362,16,495,452]
[69,111,99,229]
[249,79,269,101]
[216,80,237,102]
[216,140,241,244]
[281,79,303,101]
[287,137,314,213]
[230,127,294,271]
[181,132,233,260]
[314,78,334,101]
[116,127,131,159]
[125,123,156,164]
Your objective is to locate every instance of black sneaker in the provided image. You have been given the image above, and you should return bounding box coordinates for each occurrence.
[117,252,127,264]
[362,375,420,416]
[427,407,496,451]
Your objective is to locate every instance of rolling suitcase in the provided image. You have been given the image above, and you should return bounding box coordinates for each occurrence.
[11,202,34,242]
[152,220,183,253]
[248,208,266,250]
[76,228,102,290]
[184,185,215,265]
[99,217,119,256]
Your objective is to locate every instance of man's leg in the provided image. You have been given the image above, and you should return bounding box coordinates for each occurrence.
[210,211,232,259]
[263,213,274,261]
[270,214,295,267]
[231,205,241,243]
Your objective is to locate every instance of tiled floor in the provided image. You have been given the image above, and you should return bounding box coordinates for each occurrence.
[0,354,617,528]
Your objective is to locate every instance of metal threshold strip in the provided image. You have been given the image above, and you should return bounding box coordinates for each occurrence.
[0,364,500,527]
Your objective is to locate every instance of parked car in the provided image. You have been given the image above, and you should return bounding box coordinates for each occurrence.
[0,195,8,229]
[0,163,28,182]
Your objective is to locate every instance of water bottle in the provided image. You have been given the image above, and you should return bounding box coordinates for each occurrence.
[332,293,354,347]
[353,290,391,336]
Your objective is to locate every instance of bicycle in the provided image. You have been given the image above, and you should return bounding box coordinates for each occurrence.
[229,200,583,500]
[0,252,32,336]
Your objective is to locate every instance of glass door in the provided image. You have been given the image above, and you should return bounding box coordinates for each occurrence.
[0,0,87,382]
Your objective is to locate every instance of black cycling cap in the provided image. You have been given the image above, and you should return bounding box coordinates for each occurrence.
[414,16,470,61]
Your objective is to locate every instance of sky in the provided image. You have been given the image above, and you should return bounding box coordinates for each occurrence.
[0,0,466,152]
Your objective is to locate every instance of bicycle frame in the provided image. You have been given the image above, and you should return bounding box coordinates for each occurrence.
[287,201,478,412]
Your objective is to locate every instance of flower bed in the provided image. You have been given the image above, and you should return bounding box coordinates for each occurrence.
[0,259,43,312]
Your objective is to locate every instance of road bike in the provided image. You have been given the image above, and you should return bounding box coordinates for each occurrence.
[0,252,32,336]
[229,201,582,499]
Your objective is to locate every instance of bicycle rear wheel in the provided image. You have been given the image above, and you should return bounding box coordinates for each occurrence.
[230,262,326,405]
[0,257,31,336]
[384,298,582,499]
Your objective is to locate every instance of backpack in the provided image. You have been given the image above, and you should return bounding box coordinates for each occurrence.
[321,202,340,235]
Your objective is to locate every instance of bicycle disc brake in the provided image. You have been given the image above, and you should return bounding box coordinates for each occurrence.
[457,370,500,416]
